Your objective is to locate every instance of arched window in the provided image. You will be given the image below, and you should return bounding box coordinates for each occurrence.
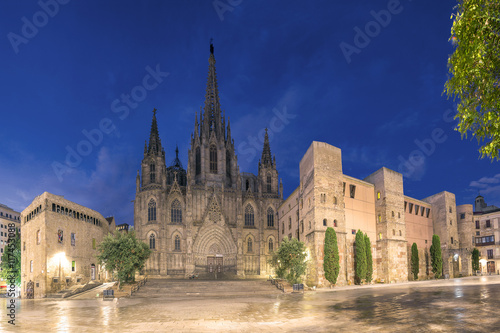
[392,229,395,236]
[195,147,201,175]
[246,179,250,191]
[247,237,253,252]
[150,163,156,183]
[268,238,274,252]
[171,199,182,223]
[244,205,254,226]
[149,234,155,249]
[334,219,337,227]
[323,219,327,226]
[267,208,274,227]
[174,235,181,251]
[267,174,272,193]
[333,196,337,205]
[210,145,217,173]
[148,199,156,221]
[399,230,402,236]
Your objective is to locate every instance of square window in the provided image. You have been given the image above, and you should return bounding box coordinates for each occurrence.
[460,213,465,219]
[486,220,491,228]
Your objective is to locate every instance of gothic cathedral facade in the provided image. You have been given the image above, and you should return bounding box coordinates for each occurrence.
[134,44,283,278]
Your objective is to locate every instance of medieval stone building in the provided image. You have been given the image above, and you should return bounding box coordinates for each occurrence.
[279,141,478,287]
[134,44,282,278]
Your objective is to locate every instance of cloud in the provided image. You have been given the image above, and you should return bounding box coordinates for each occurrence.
[469,174,500,206]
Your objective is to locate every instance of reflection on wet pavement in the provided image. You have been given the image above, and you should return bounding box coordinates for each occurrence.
[3,279,500,332]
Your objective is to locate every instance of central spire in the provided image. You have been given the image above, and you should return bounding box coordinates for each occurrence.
[147,108,162,156]
[201,41,224,140]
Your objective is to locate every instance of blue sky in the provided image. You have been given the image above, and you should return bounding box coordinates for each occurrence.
[1,0,498,225]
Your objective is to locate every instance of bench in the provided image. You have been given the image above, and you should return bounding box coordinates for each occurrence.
[103,289,114,300]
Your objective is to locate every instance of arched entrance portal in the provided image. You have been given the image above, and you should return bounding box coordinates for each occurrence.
[192,224,237,274]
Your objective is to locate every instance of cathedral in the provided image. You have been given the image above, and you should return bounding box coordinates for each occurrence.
[134,44,283,278]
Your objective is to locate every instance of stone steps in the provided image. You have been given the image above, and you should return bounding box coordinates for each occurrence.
[132,279,281,298]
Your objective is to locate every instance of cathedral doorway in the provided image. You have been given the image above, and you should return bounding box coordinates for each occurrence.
[207,255,223,273]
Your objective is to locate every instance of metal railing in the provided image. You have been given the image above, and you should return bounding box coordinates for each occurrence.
[130,276,148,296]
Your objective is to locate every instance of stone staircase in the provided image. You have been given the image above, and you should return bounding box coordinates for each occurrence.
[132,279,281,298]
[47,281,103,298]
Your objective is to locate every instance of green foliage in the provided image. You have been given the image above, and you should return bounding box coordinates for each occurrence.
[323,227,340,285]
[430,235,443,279]
[354,230,366,285]
[364,233,373,283]
[472,248,480,271]
[444,0,500,160]
[269,237,308,285]
[0,229,21,286]
[411,243,419,280]
[96,231,151,288]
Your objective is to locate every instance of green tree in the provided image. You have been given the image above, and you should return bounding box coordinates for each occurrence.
[0,228,21,286]
[472,248,480,272]
[430,235,443,279]
[411,243,419,280]
[354,230,366,285]
[444,0,500,160]
[323,227,340,285]
[269,237,308,285]
[96,231,151,289]
[364,233,373,283]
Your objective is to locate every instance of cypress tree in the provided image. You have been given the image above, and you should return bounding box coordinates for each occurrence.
[354,230,366,285]
[364,233,373,283]
[471,248,480,272]
[411,243,419,280]
[323,227,340,285]
[430,234,443,279]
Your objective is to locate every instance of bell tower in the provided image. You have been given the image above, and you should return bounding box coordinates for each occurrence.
[140,108,167,190]
[258,129,279,196]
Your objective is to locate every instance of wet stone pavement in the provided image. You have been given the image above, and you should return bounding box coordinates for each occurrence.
[2,276,500,332]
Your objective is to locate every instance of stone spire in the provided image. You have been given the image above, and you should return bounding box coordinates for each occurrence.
[200,41,223,140]
[261,128,273,167]
[226,117,232,143]
[147,108,162,156]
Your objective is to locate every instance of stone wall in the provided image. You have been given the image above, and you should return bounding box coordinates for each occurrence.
[21,192,115,298]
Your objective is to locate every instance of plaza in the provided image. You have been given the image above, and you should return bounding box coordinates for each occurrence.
[2,276,500,332]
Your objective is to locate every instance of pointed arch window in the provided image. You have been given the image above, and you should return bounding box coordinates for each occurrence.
[174,235,181,251]
[247,237,253,252]
[210,145,217,174]
[171,199,182,223]
[150,163,156,183]
[195,147,201,175]
[246,179,250,191]
[148,199,156,221]
[245,205,254,226]
[267,208,275,227]
[149,234,156,249]
[267,174,272,193]
[268,238,274,252]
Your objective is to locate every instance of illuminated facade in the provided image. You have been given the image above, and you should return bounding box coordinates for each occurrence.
[21,192,115,298]
[279,141,473,287]
[134,44,282,278]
